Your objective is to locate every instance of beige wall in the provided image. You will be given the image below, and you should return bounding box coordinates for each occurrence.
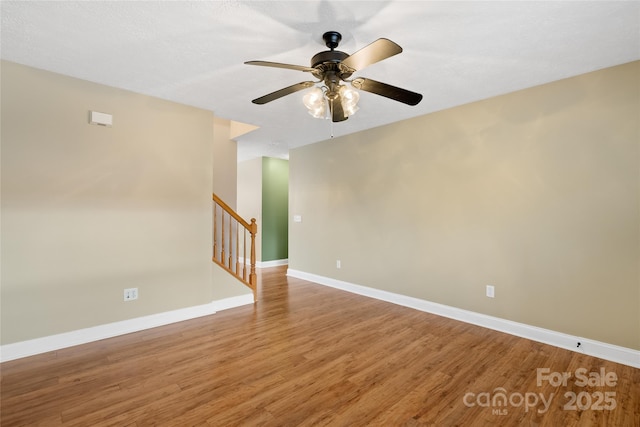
[290,61,640,350]
[0,61,247,345]
[212,261,253,299]
[213,116,237,209]
[237,157,263,262]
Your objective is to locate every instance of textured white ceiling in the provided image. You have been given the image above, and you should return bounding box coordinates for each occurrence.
[2,1,639,161]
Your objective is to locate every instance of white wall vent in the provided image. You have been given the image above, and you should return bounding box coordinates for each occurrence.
[89,111,113,127]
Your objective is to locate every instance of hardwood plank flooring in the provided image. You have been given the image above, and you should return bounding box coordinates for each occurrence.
[1,266,638,426]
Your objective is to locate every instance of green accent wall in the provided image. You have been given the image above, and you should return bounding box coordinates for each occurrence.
[261,157,289,261]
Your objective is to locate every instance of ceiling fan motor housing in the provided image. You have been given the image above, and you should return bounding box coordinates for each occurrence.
[311,50,348,68]
[311,50,353,81]
[311,31,355,81]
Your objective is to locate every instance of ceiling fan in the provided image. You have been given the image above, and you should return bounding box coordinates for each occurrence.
[245,31,423,122]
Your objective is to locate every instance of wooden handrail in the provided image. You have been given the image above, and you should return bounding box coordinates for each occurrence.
[213,193,253,231]
[212,193,258,302]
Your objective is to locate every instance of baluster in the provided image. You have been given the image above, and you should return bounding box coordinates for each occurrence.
[213,203,218,262]
[228,215,233,269]
[243,227,247,281]
[236,221,240,274]
[221,211,225,264]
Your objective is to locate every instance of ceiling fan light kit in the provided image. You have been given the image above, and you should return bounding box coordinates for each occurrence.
[246,31,423,123]
[302,84,360,119]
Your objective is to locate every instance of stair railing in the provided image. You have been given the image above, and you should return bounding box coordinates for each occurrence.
[212,193,257,302]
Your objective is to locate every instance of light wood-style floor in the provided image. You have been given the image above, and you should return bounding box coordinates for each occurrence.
[1,266,638,426]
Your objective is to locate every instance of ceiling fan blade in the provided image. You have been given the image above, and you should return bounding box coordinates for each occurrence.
[341,38,402,72]
[245,60,316,73]
[352,78,422,106]
[251,81,316,105]
[330,98,348,122]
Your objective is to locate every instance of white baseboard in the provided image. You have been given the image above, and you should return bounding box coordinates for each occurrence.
[0,293,254,363]
[287,269,640,369]
[237,257,288,268]
[258,259,288,268]
[213,293,254,311]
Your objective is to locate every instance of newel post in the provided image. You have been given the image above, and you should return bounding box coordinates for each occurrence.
[249,218,258,302]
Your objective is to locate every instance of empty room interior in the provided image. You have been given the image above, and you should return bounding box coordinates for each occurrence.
[1,1,639,426]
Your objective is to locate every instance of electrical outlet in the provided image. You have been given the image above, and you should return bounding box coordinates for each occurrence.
[124,288,138,301]
[486,285,495,298]
[336,260,341,269]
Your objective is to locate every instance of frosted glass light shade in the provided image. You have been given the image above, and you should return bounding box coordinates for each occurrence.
[303,87,326,118]
[340,86,360,117]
